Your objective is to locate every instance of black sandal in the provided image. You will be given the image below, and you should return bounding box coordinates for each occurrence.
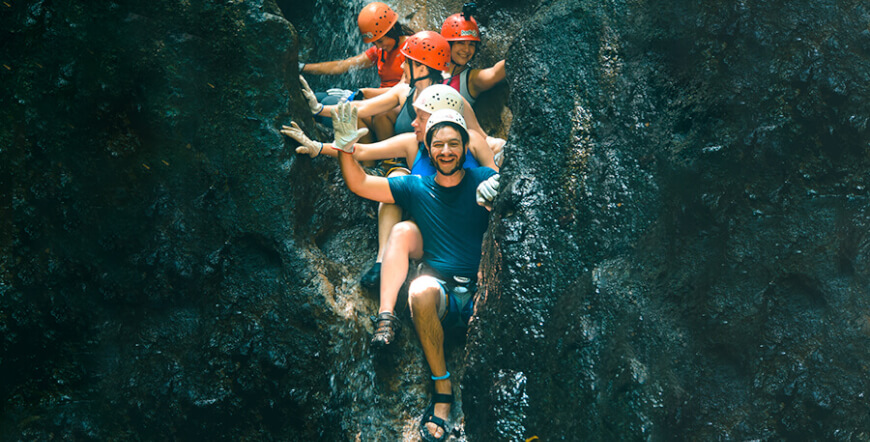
[370,312,400,348]
[420,392,453,442]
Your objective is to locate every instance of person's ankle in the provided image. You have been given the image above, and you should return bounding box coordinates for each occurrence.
[433,379,451,394]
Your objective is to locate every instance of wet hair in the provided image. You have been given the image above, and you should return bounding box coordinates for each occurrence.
[449,40,479,49]
[381,23,415,61]
[408,59,445,86]
[385,22,415,41]
[423,65,443,84]
[425,121,469,151]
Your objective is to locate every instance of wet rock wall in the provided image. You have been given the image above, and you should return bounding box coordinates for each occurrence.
[0,0,373,439]
[3,0,870,440]
[465,0,870,440]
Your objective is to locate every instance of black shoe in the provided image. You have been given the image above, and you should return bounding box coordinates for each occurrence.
[361,262,381,290]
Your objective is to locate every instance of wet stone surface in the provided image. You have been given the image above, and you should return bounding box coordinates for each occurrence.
[2,0,870,440]
[465,0,870,440]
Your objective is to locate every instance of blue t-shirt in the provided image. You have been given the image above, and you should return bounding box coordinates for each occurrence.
[388,167,497,278]
[410,142,480,176]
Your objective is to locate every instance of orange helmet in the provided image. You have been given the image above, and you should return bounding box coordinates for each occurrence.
[357,2,398,43]
[441,13,481,42]
[400,31,452,72]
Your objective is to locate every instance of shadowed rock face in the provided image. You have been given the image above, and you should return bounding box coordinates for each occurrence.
[0,0,373,439]
[2,0,474,439]
[464,0,870,440]
[2,0,869,440]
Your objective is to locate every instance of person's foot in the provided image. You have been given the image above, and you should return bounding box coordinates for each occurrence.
[425,402,451,440]
[370,311,399,348]
[420,389,453,441]
[360,262,381,290]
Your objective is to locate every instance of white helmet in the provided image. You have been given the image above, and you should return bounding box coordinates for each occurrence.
[425,108,468,137]
[413,84,463,114]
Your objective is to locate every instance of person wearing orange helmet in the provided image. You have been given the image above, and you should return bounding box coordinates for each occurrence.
[299,30,454,144]
[439,3,506,107]
[299,2,414,89]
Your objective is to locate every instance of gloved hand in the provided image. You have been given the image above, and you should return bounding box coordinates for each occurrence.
[326,88,355,101]
[476,173,500,211]
[488,136,506,167]
[493,149,504,168]
[298,61,306,72]
[331,101,368,153]
[280,122,323,158]
[299,75,323,115]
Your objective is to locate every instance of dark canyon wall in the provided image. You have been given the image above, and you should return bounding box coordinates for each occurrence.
[465,0,870,440]
[2,0,869,440]
[1,1,370,439]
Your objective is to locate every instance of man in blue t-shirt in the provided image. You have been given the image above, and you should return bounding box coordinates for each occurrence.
[331,103,500,441]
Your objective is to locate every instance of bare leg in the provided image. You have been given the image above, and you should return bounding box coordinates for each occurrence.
[378,221,422,314]
[356,117,375,167]
[376,168,408,262]
[358,116,374,144]
[377,203,403,261]
[409,276,451,439]
[371,105,399,142]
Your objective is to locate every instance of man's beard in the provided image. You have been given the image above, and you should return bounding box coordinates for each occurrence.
[431,150,466,176]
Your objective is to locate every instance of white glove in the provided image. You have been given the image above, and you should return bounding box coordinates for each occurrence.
[488,136,506,167]
[281,122,323,158]
[493,149,504,167]
[331,101,368,153]
[298,61,306,72]
[299,75,323,115]
[476,173,500,211]
[326,88,354,101]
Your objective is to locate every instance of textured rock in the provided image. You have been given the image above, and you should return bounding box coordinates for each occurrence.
[465,0,870,440]
[3,0,870,440]
[0,0,378,439]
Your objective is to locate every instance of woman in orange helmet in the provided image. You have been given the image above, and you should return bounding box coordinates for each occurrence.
[300,30,455,143]
[440,4,506,107]
[300,2,414,90]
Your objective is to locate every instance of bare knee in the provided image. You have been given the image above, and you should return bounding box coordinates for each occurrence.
[390,221,419,241]
[383,221,422,260]
[408,276,441,315]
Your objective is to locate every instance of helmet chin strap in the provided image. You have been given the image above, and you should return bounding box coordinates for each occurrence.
[408,61,419,87]
[411,74,430,87]
[409,62,435,88]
